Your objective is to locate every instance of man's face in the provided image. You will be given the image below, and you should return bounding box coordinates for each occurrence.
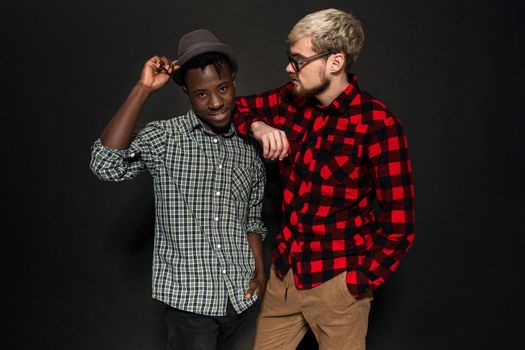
[185,63,236,133]
[286,37,330,97]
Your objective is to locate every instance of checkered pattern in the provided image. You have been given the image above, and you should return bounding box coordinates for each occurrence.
[91,110,267,316]
[234,75,415,298]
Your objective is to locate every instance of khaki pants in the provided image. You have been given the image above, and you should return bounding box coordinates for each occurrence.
[253,266,373,350]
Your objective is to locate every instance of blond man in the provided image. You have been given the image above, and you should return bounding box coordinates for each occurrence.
[234,9,415,350]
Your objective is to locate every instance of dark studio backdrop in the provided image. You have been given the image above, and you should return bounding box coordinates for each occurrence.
[2,0,524,349]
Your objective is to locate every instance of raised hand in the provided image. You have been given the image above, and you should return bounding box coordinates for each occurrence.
[139,56,179,91]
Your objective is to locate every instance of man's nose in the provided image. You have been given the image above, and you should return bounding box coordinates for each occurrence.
[208,94,223,110]
[285,62,296,74]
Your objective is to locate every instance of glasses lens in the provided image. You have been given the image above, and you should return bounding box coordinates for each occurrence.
[287,52,299,72]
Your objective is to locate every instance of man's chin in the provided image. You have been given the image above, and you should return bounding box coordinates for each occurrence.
[207,110,232,125]
[292,80,330,98]
[292,85,314,98]
[291,84,307,97]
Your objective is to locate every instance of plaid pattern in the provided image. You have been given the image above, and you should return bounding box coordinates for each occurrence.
[234,75,415,298]
[91,110,267,316]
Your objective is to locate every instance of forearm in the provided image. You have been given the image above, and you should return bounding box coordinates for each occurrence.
[247,233,264,276]
[234,98,266,136]
[100,83,152,149]
[234,98,289,160]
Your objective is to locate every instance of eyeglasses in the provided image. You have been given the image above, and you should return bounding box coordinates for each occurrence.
[286,51,332,72]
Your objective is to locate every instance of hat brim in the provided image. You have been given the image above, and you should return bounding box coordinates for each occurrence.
[172,42,238,85]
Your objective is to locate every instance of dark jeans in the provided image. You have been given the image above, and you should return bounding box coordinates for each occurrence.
[165,300,260,350]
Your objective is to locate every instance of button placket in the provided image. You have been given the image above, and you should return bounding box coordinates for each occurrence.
[212,135,227,258]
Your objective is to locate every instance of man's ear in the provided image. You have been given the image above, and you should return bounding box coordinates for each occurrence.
[182,86,189,99]
[328,52,346,74]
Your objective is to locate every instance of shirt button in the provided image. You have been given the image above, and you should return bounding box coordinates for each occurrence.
[215,191,221,196]
[213,138,218,143]
[222,269,227,274]
[130,152,135,158]
[218,164,223,169]
[214,217,219,222]
[216,244,221,249]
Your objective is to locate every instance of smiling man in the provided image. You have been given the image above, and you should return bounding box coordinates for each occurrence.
[90,29,266,350]
[234,8,415,350]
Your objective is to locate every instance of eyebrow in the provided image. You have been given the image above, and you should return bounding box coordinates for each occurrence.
[192,89,207,94]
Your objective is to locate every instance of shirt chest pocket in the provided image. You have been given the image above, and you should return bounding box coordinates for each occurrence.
[298,133,361,185]
[230,165,253,229]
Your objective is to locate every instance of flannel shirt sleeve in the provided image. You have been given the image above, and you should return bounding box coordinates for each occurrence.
[246,157,268,240]
[233,87,283,136]
[90,121,167,181]
[346,115,415,298]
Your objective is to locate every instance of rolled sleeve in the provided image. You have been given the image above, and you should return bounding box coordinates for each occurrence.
[90,121,167,181]
[246,158,267,239]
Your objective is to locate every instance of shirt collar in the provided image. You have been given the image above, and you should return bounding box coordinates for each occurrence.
[326,74,360,114]
[182,109,236,138]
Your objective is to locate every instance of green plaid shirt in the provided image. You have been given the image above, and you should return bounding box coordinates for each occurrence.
[90,109,266,316]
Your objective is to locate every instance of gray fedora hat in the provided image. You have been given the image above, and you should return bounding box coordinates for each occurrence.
[172,29,238,85]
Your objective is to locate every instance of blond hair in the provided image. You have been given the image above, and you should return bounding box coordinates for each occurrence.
[288,8,364,71]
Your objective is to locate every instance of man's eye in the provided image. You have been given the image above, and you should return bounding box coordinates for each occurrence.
[195,92,207,98]
[218,86,228,93]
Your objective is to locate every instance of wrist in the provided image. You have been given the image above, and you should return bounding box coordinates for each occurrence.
[134,81,154,96]
[250,120,266,134]
[253,265,265,276]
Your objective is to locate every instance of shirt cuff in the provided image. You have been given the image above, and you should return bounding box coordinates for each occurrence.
[92,139,140,161]
[246,225,267,241]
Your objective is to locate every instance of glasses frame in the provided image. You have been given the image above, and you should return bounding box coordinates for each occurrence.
[287,51,332,72]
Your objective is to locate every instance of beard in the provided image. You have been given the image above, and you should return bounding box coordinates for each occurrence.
[291,72,330,97]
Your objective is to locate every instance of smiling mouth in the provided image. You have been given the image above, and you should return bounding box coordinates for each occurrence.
[208,110,230,118]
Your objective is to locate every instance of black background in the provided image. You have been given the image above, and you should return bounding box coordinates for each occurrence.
[2,0,524,349]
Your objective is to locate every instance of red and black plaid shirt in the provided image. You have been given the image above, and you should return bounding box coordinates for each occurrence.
[234,75,415,298]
